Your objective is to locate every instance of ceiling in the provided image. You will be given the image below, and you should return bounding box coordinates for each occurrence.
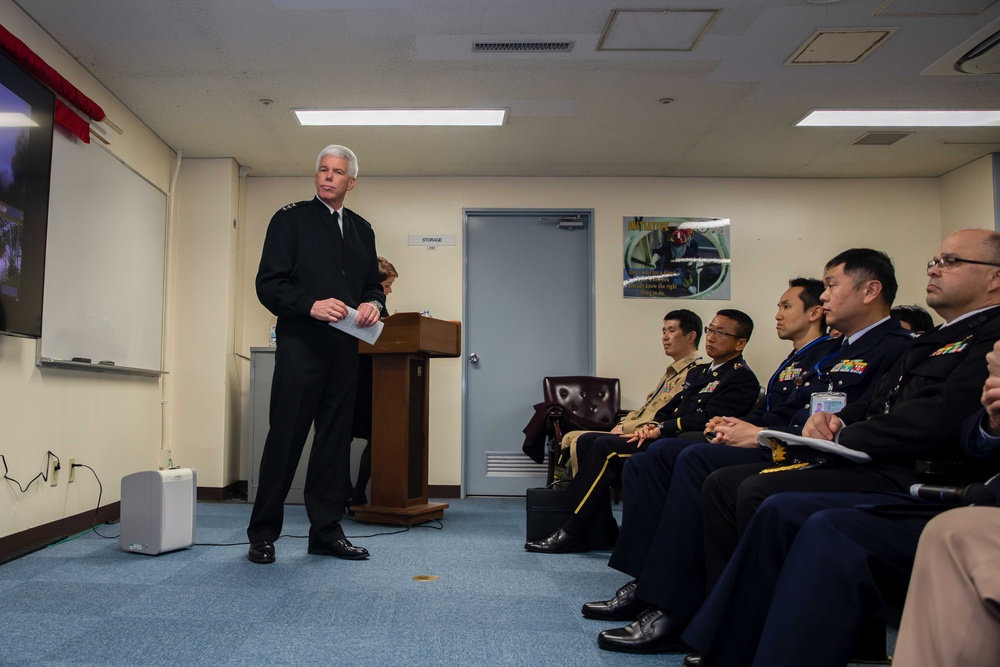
[14,0,1000,178]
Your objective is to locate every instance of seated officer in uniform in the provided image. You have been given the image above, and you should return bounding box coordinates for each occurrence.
[676,229,1000,665]
[557,309,703,478]
[684,340,1000,667]
[892,303,934,334]
[585,248,912,653]
[524,309,759,554]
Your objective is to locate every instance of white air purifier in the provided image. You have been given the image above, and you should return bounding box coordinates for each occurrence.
[119,468,196,555]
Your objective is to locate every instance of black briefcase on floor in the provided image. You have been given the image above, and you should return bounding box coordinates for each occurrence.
[525,486,617,549]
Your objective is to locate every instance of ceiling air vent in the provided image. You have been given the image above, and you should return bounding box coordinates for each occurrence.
[473,41,574,53]
[852,132,913,146]
[956,29,1000,74]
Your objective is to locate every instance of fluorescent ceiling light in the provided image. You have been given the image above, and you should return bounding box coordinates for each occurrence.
[295,109,506,126]
[0,112,36,127]
[798,110,1000,127]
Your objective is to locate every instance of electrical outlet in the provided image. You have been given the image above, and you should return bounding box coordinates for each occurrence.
[48,457,59,486]
[68,458,76,483]
[158,448,173,470]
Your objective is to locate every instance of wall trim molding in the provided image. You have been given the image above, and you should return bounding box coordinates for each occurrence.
[196,482,246,502]
[0,502,121,565]
[428,484,461,499]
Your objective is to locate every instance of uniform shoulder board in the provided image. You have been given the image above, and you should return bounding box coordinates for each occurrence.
[345,207,374,230]
[279,200,309,211]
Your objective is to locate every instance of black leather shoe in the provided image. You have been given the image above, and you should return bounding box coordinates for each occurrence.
[248,540,275,564]
[597,607,690,654]
[524,528,590,554]
[307,538,369,560]
[581,579,645,621]
[683,654,703,667]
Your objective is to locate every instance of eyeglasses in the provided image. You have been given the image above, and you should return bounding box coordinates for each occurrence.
[704,326,742,340]
[927,256,1000,271]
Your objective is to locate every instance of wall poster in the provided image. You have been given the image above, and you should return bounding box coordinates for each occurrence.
[623,216,731,299]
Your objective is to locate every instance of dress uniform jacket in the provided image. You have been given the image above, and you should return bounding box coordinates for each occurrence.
[256,198,385,333]
[741,334,836,429]
[764,318,913,432]
[559,355,758,535]
[560,351,702,474]
[835,307,1000,462]
[652,355,760,437]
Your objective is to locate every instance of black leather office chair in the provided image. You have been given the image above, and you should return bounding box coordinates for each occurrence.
[541,376,623,485]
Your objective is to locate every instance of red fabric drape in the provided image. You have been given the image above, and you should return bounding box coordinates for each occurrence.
[54,99,90,143]
[0,23,106,143]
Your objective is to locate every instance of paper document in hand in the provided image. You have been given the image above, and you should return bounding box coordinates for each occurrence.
[757,430,872,463]
[328,306,384,345]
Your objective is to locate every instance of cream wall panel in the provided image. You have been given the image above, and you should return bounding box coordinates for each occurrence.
[169,159,238,487]
[940,156,996,237]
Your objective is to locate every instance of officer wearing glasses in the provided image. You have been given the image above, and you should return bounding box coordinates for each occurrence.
[525,309,760,554]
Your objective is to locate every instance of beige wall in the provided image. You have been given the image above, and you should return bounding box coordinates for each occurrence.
[167,159,241,488]
[940,155,998,237]
[242,176,942,487]
[0,1,175,538]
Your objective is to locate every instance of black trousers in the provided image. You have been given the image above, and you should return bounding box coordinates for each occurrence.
[684,491,928,667]
[248,326,359,547]
[563,432,641,535]
[700,460,920,588]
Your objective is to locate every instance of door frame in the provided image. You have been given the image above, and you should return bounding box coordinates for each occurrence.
[460,208,597,496]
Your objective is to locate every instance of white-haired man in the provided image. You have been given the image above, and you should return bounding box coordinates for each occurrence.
[248,145,385,564]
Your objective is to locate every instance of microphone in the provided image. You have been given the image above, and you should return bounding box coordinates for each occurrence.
[909,482,996,505]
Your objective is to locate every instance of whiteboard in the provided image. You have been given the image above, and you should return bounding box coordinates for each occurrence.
[38,129,167,375]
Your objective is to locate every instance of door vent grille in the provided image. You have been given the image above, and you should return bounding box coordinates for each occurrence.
[473,41,573,53]
[486,451,548,477]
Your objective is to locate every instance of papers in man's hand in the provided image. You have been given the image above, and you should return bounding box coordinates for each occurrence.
[757,430,872,463]
[328,306,384,345]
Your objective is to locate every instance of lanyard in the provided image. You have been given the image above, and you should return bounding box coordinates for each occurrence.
[765,334,831,411]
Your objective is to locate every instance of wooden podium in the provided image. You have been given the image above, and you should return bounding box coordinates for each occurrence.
[353,313,460,525]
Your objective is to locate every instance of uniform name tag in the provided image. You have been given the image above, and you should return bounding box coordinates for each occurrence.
[830,359,868,374]
[700,381,720,393]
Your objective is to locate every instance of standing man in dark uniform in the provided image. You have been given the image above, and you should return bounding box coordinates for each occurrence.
[248,145,385,564]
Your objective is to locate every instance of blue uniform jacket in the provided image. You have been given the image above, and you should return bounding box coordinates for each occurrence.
[768,318,913,433]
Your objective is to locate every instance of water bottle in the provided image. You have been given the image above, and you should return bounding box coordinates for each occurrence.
[268,316,277,347]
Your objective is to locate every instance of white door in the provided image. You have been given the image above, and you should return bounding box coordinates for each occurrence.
[463,210,593,495]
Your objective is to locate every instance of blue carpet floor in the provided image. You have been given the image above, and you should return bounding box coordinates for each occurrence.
[0,497,894,666]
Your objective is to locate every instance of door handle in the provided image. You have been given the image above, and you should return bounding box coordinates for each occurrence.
[469,353,479,363]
